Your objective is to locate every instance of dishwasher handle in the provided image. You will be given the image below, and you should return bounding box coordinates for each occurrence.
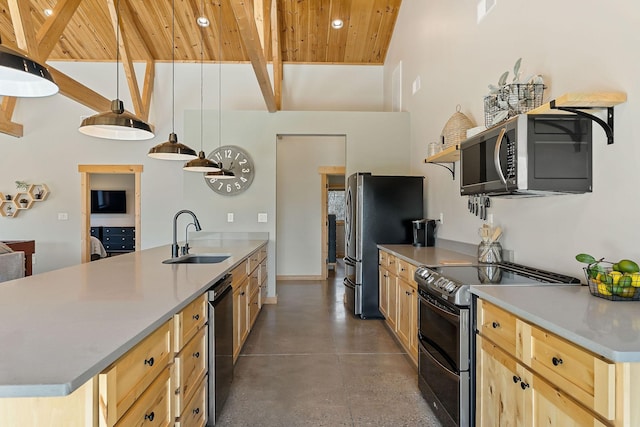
[207,274,233,302]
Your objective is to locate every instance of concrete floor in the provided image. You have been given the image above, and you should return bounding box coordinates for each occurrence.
[216,264,442,426]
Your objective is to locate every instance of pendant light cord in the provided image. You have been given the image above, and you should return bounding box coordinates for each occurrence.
[218,0,222,150]
[171,0,175,134]
[115,0,120,100]
[200,0,204,152]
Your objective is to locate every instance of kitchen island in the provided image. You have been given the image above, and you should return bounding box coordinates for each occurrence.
[0,238,267,426]
[472,284,640,426]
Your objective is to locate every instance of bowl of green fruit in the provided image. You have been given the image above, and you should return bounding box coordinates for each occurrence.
[576,254,640,301]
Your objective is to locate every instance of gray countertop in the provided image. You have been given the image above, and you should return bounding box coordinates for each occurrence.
[0,239,266,398]
[471,285,640,363]
[377,244,477,267]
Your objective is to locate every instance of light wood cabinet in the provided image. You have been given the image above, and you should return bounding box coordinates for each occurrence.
[476,298,615,426]
[174,294,207,353]
[113,367,172,427]
[175,375,207,427]
[378,249,418,367]
[99,319,173,426]
[233,243,268,362]
[173,327,207,418]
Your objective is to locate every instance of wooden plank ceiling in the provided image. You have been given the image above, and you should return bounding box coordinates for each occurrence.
[0,0,401,136]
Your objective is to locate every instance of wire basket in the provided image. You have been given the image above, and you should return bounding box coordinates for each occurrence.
[583,267,640,301]
[484,83,545,128]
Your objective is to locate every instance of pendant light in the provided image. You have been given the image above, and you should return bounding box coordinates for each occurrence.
[148,0,197,160]
[78,0,154,140]
[205,0,234,180]
[184,0,222,173]
[0,44,58,97]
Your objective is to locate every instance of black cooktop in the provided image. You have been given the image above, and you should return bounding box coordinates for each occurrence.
[428,262,581,286]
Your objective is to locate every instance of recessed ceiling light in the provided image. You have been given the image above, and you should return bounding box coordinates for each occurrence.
[44,8,53,17]
[197,16,210,27]
[331,19,344,29]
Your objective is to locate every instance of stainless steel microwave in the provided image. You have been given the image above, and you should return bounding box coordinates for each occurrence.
[460,114,593,196]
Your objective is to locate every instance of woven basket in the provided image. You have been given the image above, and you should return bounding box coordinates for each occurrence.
[441,105,474,149]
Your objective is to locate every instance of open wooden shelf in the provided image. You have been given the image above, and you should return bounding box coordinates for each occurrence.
[424,144,460,164]
[528,92,627,114]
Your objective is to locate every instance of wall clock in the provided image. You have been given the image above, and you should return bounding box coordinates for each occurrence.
[204,145,255,196]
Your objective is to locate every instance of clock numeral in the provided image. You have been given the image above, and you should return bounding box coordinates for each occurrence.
[234,152,241,160]
[224,149,232,159]
[234,182,241,189]
[217,182,224,190]
[226,184,232,193]
[214,152,222,162]
[240,177,248,183]
[242,168,250,174]
[239,159,247,165]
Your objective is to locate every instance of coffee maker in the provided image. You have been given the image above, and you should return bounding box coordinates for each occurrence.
[412,219,436,247]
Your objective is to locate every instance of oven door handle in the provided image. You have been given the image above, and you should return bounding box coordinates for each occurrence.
[419,339,459,377]
[419,293,460,324]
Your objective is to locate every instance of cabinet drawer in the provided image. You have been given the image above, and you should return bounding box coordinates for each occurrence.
[248,268,259,296]
[258,246,267,263]
[103,227,135,237]
[258,261,267,286]
[396,258,413,282]
[174,294,207,352]
[99,320,172,425]
[103,236,135,244]
[176,375,207,427]
[231,260,248,289]
[114,368,171,427]
[528,325,615,420]
[248,250,261,274]
[477,300,518,355]
[174,327,207,416]
[379,250,388,266]
[249,290,260,327]
[386,254,397,270]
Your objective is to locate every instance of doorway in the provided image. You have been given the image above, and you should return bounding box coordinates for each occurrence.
[276,135,345,280]
[319,166,345,279]
[78,165,143,263]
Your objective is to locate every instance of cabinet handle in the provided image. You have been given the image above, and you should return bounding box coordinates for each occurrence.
[406,291,411,296]
[192,314,200,321]
[552,357,563,366]
[241,291,245,296]
[491,321,500,329]
[144,412,155,421]
[193,351,200,358]
[193,407,200,415]
[520,382,530,390]
[144,357,154,367]
[512,375,520,384]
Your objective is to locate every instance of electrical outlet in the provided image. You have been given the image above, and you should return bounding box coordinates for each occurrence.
[412,76,421,95]
[439,212,444,224]
[227,213,234,222]
[58,212,68,221]
[257,213,268,223]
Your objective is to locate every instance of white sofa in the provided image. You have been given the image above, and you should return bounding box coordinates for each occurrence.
[0,251,25,282]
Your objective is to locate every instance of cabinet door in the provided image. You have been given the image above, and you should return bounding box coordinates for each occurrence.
[409,279,419,362]
[387,273,398,331]
[378,267,389,318]
[476,336,526,427]
[396,277,414,352]
[233,281,248,362]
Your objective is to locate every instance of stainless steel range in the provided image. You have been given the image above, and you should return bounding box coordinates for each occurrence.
[414,262,580,427]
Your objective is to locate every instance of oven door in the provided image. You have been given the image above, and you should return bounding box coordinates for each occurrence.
[418,289,469,372]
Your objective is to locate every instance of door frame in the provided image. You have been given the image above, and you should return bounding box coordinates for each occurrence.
[78,164,143,263]
[318,166,345,279]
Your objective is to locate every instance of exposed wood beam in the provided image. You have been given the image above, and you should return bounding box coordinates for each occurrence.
[230,0,278,112]
[7,0,39,56]
[270,0,282,110]
[141,60,155,122]
[48,67,113,113]
[106,0,145,120]
[35,0,83,62]
[254,0,266,50]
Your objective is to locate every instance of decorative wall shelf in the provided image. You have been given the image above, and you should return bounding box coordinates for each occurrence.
[424,144,459,179]
[528,92,627,144]
[0,184,49,218]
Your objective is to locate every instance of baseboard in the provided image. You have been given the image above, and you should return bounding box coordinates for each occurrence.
[276,275,324,281]
[264,295,278,304]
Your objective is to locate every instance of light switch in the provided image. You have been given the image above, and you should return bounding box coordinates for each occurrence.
[227,212,234,222]
[257,213,268,223]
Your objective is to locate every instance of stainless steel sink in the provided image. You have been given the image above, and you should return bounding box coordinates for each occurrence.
[162,254,230,264]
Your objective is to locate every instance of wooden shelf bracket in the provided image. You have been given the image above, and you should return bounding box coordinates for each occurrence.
[549,100,616,145]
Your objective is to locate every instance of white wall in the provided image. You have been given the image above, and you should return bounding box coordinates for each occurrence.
[0,59,407,301]
[276,135,346,277]
[384,0,640,276]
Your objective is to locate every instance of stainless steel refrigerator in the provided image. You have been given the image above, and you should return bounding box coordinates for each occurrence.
[344,173,424,318]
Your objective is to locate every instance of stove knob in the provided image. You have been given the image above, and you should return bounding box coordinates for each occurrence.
[447,283,457,292]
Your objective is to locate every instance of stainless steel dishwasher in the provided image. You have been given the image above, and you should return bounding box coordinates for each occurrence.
[207,273,233,425]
